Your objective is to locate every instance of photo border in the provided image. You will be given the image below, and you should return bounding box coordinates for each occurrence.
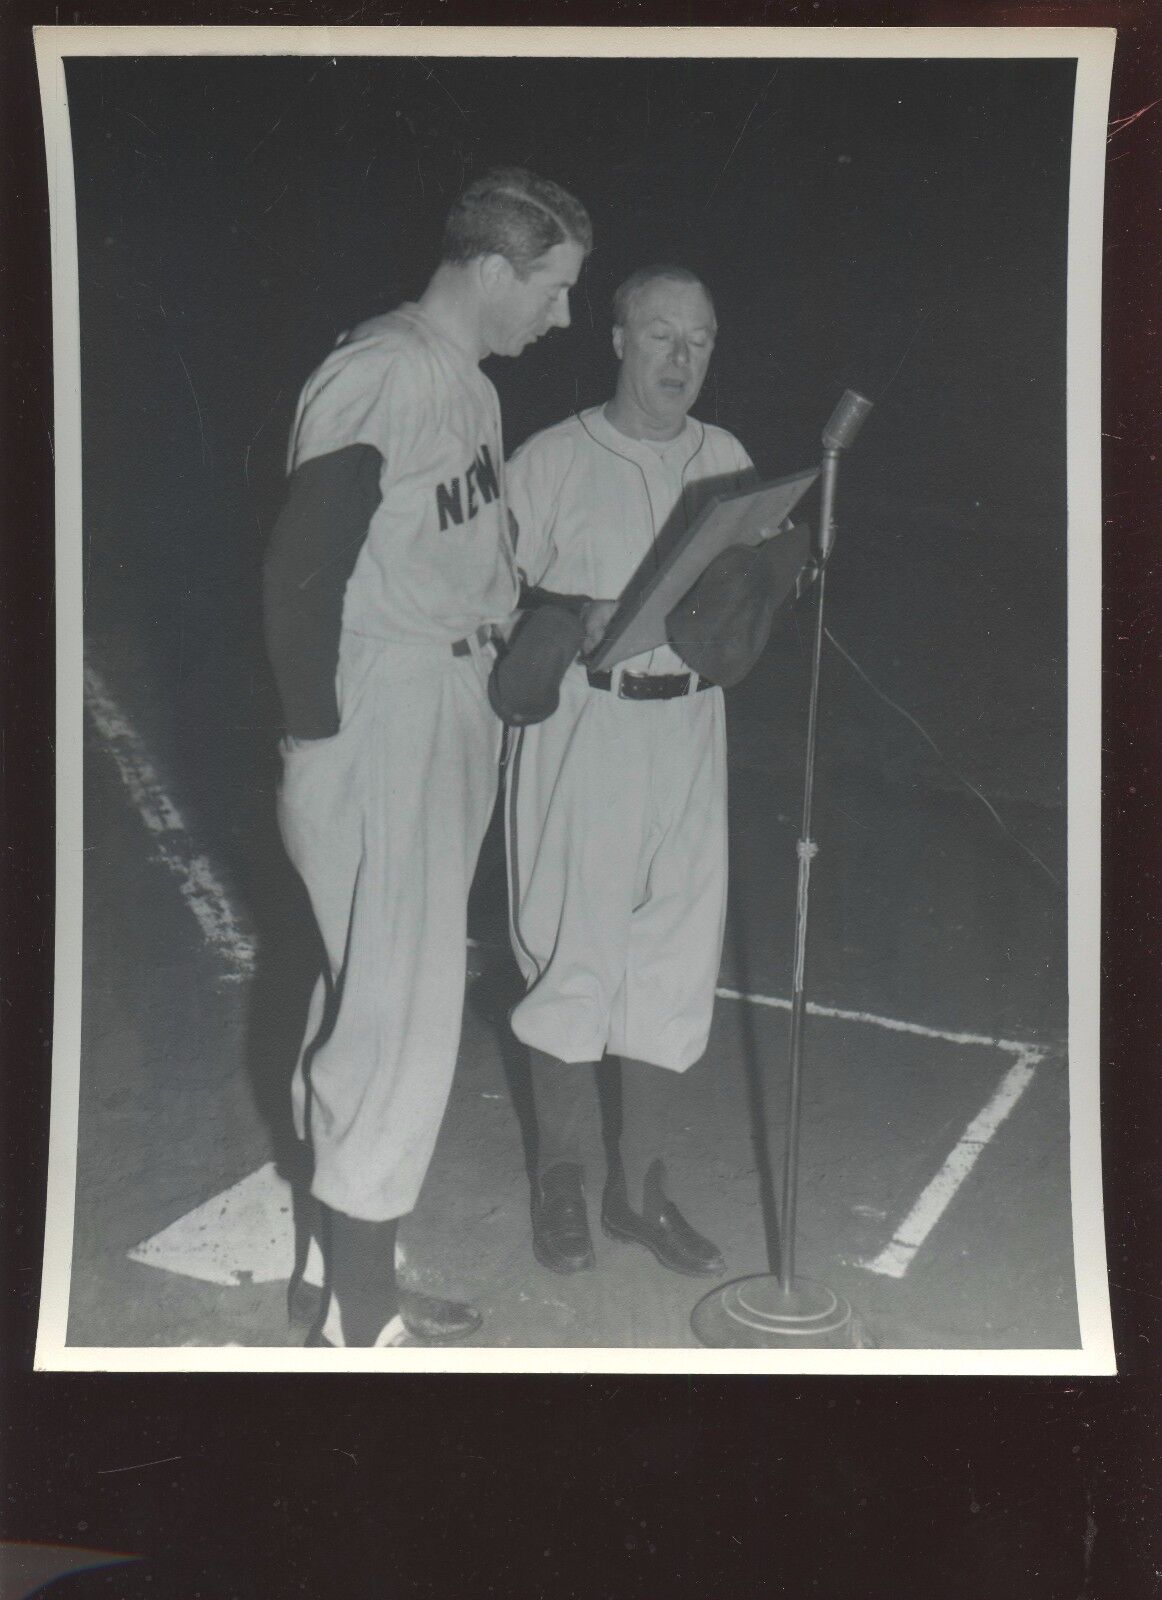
[31,22,1115,1376]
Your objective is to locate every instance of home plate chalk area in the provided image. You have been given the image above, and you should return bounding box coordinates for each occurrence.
[69,677,1080,1351]
[113,997,1077,1351]
[129,1162,324,1290]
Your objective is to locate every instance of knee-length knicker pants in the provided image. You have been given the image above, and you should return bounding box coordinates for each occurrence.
[278,634,501,1222]
[507,665,729,1074]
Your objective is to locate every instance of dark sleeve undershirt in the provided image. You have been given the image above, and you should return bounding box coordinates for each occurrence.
[263,443,383,739]
[518,581,592,618]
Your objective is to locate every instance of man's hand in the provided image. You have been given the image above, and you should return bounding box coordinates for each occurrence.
[580,599,619,659]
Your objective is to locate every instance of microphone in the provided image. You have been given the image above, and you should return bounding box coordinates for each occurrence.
[817,389,873,561]
[822,389,874,452]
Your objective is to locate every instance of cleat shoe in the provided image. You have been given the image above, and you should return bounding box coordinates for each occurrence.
[398,1290,483,1343]
[601,1165,725,1278]
[531,1163,596,1274]
[308,1293,411,1349]
[306,1206,409,1347]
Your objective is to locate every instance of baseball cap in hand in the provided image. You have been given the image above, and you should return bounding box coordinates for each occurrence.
[489,603,585,725]
[666,522,811,688]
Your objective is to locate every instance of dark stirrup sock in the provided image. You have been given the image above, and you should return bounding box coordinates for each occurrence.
[528,1048,596,1174]
[616,1055,669,1212]
[325,1208,401,1346]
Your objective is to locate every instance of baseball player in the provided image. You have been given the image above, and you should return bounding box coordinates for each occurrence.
[263,169,591,1346]
[504,266,755,1278]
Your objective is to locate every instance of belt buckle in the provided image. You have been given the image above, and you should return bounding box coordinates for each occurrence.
[616,670,679,700]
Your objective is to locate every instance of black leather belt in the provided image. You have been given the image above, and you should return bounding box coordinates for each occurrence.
[451,624,498,657]
[586,667,713,700]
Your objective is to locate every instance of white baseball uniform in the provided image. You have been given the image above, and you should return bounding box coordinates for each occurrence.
[271,305,517,1222]
[505,405,755,1072]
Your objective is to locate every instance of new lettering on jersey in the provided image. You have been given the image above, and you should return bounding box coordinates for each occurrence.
[435,443,501,531]
[289,306,518,642]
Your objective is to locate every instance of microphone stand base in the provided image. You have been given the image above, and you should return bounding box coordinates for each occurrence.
[691,1274,868,1349]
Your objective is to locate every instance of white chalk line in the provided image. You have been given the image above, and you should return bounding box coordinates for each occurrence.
[857,1046,1045,1278]
[474,940,1042,1058]
[84,665,256,978]
[712,984,1039,1057]
[715,986,1049,1274]
[86,687,1049,1284]
[473,948,1051,1280]
[86,696,1033,1057]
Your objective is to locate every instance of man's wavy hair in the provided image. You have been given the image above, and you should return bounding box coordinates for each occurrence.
[442,168,593,279]
[612,265,716,329]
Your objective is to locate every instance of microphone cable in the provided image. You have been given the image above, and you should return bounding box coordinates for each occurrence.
[822,626,1064,892]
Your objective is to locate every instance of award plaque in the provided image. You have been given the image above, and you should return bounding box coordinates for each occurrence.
[588,467,819,671]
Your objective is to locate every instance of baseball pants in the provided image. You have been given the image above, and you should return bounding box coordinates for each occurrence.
[507,665,729,1073]
[279,631,501,1222]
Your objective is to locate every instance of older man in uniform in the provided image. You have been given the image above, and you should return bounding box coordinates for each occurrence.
[504,265,757,1279]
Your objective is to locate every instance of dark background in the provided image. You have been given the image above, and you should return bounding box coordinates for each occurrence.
[69,51,1074,503]
[3,9,1161,1600]
[68,52,1077,1048]
[71,52,1073,789]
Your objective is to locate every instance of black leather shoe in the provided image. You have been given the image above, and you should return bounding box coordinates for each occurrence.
[399,1289,483,1343]
[601,1169,725,1278]
[532,1163,595,1273]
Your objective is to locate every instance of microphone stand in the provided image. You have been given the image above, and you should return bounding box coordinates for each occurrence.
[692,390,872,1349]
